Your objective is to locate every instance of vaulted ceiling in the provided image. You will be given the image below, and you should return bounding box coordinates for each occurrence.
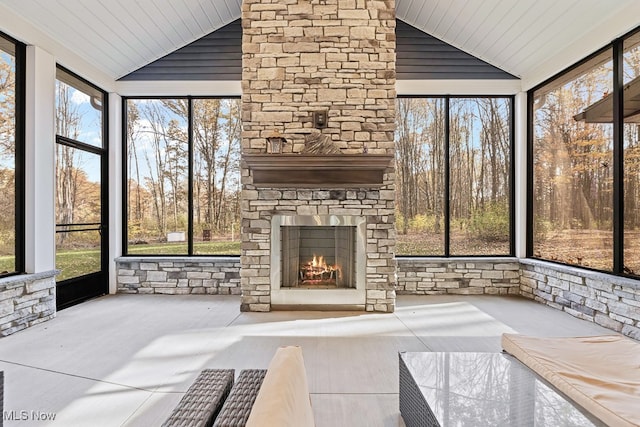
[1,0,640,89]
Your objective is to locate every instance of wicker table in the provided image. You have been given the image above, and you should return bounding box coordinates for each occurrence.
[399,352,603,427]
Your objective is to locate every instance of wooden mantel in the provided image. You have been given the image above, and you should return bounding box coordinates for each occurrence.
[243,154,394,188]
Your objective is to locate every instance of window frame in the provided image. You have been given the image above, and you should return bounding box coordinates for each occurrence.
[396,94,515,258]
[121,95,241,257]
[54,65,109,283]
[0,31,25,277]
[527,25,640,279]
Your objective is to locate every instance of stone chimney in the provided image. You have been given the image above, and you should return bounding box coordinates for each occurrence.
[240,0,397,312]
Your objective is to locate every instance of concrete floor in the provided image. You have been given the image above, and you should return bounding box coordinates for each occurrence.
[0,294,613,427]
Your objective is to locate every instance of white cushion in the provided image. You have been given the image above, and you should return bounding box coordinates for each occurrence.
[502,333,640,427]
[246,346,315,427]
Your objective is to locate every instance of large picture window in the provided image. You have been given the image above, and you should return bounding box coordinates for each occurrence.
[623,31,640,277]
[532,50,614,271]
[530,26,640,278]
[0,33,24,276]
[395,96,513,256]
[124,98,241,255]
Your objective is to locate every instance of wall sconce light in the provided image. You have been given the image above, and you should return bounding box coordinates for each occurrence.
[313,110,328,129]
[266,130,287,154]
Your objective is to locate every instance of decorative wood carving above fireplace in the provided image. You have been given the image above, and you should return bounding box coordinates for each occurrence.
[243,154,394,188]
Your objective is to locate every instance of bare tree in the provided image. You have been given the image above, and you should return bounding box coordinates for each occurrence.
[55,82,82,245]
[395,98,428,234]
[0,53,16,258]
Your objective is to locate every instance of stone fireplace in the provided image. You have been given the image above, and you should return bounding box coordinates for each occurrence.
[240,0,397,312]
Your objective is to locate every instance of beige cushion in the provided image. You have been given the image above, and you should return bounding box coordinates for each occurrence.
[502,333,640,427]
[246,346,315,427]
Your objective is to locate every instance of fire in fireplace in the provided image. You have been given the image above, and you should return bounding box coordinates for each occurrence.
[281,225,355,289]
[300,254,338,286]
[271,215,366,295]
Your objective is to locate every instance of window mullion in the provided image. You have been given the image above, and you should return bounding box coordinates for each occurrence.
[444,97,451,257]
[612,38,624,274]
[188,97,194,256]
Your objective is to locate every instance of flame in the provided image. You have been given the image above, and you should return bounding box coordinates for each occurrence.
[312,255,325,268]
[310,254,334,271]
[299,254,343,286]
[303,254,339,278]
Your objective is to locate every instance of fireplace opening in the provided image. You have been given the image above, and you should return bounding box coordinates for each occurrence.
[281,226,356,289]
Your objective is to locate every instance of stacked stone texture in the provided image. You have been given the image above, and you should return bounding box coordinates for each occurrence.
[241,0,397,312]
[116,257,241,295]
[0,272,56,337]
[520,259,640,340]
[242,0,396,154]
[396,259,521,295]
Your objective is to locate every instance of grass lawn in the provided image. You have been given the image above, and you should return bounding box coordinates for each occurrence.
[127,241,241,255]
[0,241,241,282]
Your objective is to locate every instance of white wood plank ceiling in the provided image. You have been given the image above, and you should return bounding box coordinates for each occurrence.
[1,0,639,86]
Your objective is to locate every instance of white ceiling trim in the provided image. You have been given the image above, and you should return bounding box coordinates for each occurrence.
[116,80,521,97]
[396,80,522,96]
[115,80,242,97]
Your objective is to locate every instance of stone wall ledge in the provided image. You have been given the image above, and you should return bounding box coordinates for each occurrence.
[520,258,640,291]
[116,256,239,263]
[398,256,518,264]
[0,270,60,289]
[396,257,521,296]
[520,258,640,340]
[116,257,241,296]
[1,270,58,337]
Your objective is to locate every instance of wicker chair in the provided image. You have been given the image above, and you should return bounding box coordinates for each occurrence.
[213,369,267,427]
[162,369,235,427]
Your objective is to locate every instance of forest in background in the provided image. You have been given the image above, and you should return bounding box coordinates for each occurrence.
[0,48,16,272]
[126,98,241,253]
[394,97,511,255]
[532,45,640,274]
[1,46,639,277]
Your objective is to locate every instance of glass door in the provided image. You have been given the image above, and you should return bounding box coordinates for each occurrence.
[55,67,108,309]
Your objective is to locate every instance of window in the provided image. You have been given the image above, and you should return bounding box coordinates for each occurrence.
[124,98,241,255]
[395,96,513,256]
[623,31,640,277]
[531,49,614,271]
[530,26,640,278]
[0,33,24,276]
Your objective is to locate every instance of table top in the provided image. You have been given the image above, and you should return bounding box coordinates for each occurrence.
[400,352,603,427]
